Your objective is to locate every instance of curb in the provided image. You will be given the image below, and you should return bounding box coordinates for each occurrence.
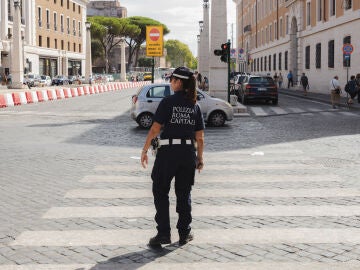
[0,82,150,109]
[279,89,360,111]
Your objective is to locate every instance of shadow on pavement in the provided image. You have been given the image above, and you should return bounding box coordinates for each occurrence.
[85,243,179,270]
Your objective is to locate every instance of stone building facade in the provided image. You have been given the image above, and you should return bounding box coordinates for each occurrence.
[0,0,88,78]
[233,0,359,92]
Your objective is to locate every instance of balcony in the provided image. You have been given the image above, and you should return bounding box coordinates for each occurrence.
[244,24,251,33]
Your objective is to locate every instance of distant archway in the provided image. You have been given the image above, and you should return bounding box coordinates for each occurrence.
[290,17,298,84]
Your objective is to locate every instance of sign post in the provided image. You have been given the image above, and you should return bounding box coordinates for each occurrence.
[146,26,164,83]
[342,43,354,82]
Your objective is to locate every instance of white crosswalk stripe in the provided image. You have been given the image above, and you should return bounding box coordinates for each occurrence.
[7,144,359,269]
[246,105,359,117]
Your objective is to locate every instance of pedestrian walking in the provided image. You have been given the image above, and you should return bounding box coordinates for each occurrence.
[273,72,279,87]
[344,75,358,104]
[140,66,205,248]
[278,73,283,89]
[356,73,360,104]
[330,75,341,109]
[287,70,294,88]
[300,73,309,96]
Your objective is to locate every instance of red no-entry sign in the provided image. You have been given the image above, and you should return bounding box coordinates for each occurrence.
[149,28,160,42]
[343,43,354,55]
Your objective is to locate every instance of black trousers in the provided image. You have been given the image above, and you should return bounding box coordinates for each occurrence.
[151,145,196,236]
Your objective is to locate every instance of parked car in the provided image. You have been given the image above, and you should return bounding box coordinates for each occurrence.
[239,75,278,105]
[24,74,41,87]
[143,72,152,81]
[231,73,249,98]
[51,75,69,85]
[39,75,52,86]
[131,83,233,129]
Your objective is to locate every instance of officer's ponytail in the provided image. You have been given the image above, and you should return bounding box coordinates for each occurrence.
[183,75,197,105]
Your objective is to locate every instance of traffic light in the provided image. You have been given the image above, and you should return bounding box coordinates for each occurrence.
[213,42,230,63]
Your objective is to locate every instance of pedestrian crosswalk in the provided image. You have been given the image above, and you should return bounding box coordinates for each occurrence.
[241,105,359,117]
[5,144,360,269]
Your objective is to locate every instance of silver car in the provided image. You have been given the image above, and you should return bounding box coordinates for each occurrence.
[131,83,233,129]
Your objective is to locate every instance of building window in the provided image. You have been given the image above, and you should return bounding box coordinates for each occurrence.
[285,51,288,70]
[306,2,311,25]
[39,35,42,47]
[61,0,63,7]
[46,10,50,29]
[67,17,70,34]
[78,21,81,37]
[257,58,259,72]
[274,22,277,40]
[273,53,276,70]
[279,18,283,37]
[53,13,57,31]
[278,53,282,70]
[269,55,271,71]
[286,15,289,34]
[330,0,336,16]
[261,57,263,71]
[67,0,69,9]
[73,3,76,12]
[68,41,70,51]
[264,56,267,71]
[328,40,334,68]
[73,43,76,52]
[316,43,321,68]
[317,0,322,21]
[60,15,64,32]
[79,44,81,53]
[47,37,50,48]
[305,46,310,69]
[344,0,352,10]
[61,40,64,50]
[78,5,81,14]
[55,38,57,49]
[343,36,351,67]
[38,7,42,27]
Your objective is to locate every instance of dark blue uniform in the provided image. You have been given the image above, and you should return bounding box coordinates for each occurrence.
[151,91,204,238]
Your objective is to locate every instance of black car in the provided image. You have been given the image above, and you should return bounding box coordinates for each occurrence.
[51,75,69,86]
[240,75,278,105]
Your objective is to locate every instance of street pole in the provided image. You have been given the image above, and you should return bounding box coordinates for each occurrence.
[151,57,154,84]
[227,41,231,103]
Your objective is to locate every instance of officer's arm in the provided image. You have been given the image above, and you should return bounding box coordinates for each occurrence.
[195,130,204,171]
[141,122,162,168]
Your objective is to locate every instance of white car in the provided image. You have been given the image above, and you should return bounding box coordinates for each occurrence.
[39,75,52,86]
[131,83,233,129]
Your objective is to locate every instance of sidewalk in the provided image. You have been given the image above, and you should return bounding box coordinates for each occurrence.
[279,86,360,110]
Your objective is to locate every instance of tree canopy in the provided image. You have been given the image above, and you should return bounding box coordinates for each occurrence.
[165,40,197,70]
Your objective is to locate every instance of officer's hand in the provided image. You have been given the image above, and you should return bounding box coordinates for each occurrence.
[141,151,148,168]
[196,157,204,173]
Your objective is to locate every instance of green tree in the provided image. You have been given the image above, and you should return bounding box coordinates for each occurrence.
[137,57,153,67]
[165,40,197,69]
[88,16,140,73]
[126,16,170,69]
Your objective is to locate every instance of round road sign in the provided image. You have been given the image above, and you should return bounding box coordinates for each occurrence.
[149,28,160,41]
[342,44,353,55]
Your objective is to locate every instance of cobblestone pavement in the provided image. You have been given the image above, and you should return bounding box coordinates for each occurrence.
[0,89,360,269]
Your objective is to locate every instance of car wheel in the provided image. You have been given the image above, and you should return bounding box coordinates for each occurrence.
[241,94,247,105]
[209,111,226,127]
[138,113,153,129]
[272,99,278,105]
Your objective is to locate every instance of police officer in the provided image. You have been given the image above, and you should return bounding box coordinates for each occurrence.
[141,66,205,247]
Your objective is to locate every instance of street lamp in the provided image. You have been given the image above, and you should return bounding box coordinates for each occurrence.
[199,21,204,32]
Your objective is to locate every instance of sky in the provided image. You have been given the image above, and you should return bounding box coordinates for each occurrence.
[119,0,237,57]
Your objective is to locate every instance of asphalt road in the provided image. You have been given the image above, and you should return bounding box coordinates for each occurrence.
[0,89,360,269]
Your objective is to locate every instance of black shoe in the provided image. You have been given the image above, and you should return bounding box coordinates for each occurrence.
[179,232,194,246]
[148,234,171,247]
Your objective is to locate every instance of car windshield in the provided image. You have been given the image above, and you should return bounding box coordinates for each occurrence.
[41,75,46,79]
[249,77,274,84]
